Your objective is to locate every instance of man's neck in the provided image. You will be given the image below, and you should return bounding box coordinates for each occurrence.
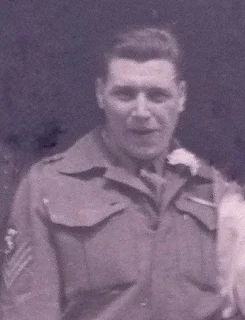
[101,127,169,176]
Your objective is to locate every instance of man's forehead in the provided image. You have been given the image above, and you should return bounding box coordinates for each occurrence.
[106,58,177,83]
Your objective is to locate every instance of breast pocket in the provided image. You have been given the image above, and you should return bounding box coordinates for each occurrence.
[49,199,137,292]
[174,192,218,289]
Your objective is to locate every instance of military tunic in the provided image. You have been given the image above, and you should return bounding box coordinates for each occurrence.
[0,127,243,320]
[0,142,17,320]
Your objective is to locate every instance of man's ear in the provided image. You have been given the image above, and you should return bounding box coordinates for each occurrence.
[178,80,187,112]
[96,78,105,110]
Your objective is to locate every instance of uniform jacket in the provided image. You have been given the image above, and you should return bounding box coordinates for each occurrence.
[0,142,17,320]
[0,127,243,320]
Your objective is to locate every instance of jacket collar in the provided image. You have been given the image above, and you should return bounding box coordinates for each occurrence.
[56,126,212,181]
[56,127,113,174]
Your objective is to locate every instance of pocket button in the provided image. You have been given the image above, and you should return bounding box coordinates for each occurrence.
[140,299,148,307]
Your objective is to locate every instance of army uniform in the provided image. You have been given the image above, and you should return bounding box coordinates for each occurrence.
[0,127,243,320]
[0,142,17,320]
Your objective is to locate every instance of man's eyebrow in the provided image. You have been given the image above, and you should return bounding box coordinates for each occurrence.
[111,85,172,93]
[145,86,172,93]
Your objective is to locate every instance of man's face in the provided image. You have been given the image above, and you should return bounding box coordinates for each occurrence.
[96,58,186,160]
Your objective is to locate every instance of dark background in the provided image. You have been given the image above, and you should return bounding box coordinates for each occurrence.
[1,0,245,192]
[1,1,245,152]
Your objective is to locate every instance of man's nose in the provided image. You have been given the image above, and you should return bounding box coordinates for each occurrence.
[132,94,151,118]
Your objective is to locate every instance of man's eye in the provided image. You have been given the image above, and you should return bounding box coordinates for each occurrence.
[113,88,135,101]
[147,89,170,103]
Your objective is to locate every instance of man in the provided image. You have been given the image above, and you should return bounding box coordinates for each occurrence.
[0,25,242,320]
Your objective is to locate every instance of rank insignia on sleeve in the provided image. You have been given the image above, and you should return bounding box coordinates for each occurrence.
[2,228,32,289]
[4,228,18,254]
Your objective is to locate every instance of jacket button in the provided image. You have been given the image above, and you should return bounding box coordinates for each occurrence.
[140,300,148,307]
[43,198,49,204]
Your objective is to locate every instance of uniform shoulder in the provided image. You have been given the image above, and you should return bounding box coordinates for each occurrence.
[36,128,99,174]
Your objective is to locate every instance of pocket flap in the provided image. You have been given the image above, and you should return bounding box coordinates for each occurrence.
[50,201,126,227]
[175,192,217,231]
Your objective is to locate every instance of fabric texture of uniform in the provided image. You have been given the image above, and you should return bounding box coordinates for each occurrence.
[0,127,244,320]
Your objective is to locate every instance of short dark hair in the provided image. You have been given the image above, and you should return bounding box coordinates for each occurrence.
[97,24,184,79]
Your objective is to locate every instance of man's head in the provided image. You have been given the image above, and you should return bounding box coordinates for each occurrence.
[96,25,187,161]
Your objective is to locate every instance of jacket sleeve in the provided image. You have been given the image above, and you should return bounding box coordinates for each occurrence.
[0,164,62,320]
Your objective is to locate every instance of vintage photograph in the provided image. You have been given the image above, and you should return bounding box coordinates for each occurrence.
[1,1,245,319]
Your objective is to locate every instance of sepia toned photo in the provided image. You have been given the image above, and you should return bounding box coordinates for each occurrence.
[1,1,245,319]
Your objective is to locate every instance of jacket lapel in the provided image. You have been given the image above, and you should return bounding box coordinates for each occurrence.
[160,162,216,230]
[104,166,153,199]
[160,168,189,212]
[175,191,217,231]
